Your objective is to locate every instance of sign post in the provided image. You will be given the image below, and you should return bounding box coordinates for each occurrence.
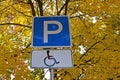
[31,16,72,80]
[50,69,54,80]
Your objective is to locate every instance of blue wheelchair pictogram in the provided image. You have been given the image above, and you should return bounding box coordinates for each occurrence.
[44,50,60,67]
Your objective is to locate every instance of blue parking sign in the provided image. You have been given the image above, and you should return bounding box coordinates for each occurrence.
[32,16,71,47]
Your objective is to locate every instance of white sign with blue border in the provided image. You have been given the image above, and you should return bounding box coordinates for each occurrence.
[32,16,71,47]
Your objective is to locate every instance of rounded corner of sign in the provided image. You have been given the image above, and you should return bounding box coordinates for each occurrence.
[31,43,34,47]
[66,64,73,68]
[33,16,38,19]
[30,66,34,69]
[31,50,35,53]
[70,64,74,67]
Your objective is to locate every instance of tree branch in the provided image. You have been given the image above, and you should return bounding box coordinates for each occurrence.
[28,0,36,16]
[57,1,66,15]
[79,34,107,60]
[55,0,58,13]
[64,0,69,15]
[11,6,32,17]
[0,23,32,28]
[36,0,43,16]
[70,15,88,28]
[79,41,101,60]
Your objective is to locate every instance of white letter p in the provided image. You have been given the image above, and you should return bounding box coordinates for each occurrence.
[44,21,63,43]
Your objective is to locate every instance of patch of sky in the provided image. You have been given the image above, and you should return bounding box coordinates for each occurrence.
[79,45,86,54]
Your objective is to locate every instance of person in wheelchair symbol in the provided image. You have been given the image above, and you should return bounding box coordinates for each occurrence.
[44,50,60,67]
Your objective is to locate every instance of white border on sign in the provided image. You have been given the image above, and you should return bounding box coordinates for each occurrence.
[32,16,72,48]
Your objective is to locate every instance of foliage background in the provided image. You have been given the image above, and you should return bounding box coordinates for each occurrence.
[0,0,120,80]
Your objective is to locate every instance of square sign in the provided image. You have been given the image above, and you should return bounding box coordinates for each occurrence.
[32,16,71,47]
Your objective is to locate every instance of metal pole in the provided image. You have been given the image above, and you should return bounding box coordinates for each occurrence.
[50,69,54,80]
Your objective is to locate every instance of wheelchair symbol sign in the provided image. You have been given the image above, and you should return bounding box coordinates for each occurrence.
[30,50,73,68]
[44,50,60,67]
